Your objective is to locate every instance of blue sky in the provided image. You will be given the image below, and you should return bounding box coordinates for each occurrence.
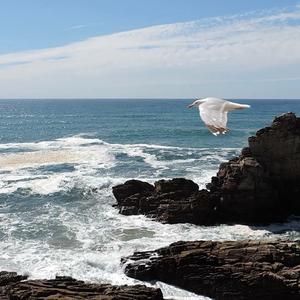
[0,0,300,98]
[0,0,298,54]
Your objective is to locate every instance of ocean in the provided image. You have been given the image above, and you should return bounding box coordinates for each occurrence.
[0,99,300,299]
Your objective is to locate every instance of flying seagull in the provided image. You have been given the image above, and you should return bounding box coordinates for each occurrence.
[187,97,250,136]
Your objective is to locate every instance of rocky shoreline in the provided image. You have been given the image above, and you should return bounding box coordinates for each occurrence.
[2,113,300,299]
[0,272,164,300]
[112,113,300,299]
[113,112,300,225]
[122,240,300,300]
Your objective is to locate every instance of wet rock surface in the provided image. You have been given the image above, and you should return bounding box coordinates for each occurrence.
[113,178,203,223]
[0,271,28,287]
[123,240,300,300]
[1,275,164,300]
[0,272,28,300]
[113,113,300,225]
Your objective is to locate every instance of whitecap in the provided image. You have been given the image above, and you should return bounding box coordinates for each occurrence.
[0,134,247,299]
[0,134,238,195]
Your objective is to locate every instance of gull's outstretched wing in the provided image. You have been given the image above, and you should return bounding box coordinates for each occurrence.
[198,100,228,135]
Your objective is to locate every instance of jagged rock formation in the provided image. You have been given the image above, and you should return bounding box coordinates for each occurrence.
[1,275,164,300]
[0,271,27,287]
[113,113,300,225]
[122,240,300,300]
[0,271,28,300]
[113,178,203,223]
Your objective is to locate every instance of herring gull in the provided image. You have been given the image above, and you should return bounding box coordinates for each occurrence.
[187,97,250,135]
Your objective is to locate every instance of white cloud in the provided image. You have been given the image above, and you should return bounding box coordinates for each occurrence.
[1,6,300,98]
[65,24,89,31]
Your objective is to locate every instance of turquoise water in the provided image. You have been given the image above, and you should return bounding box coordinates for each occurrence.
[0,99,300,299]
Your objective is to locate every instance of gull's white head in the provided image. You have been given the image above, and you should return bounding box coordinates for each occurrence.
[187,99,205,108]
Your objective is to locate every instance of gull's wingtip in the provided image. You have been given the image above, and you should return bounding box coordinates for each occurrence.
[234,103,251,109]
[239,104,250,109]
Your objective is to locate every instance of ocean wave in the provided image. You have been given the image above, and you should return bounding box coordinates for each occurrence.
[0,135,244,298]
[0,133,299,300]
[1,193,299,299]
[0,135,239,195]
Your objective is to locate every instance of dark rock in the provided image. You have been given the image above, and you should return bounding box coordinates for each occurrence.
[113,180,155,203]
[113,113,300,225]
[208,155,281,223]
[113,178,205,224]
[0,271,28,300]
[241,146,252,157]
[249,112,300,180]
[4,276,164,300]
[0,271,27,286]
[123,240,300,300]
[154,178,198,195]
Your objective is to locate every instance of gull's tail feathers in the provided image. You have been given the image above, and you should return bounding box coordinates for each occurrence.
[206,124,229,136]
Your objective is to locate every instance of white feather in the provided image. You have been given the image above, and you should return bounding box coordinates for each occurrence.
[188,97,250,135]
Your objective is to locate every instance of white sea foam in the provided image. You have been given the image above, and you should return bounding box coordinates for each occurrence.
[0,150,81,168]
[0,197,296,299]
[0,135,239,195]
[1,135,277,299]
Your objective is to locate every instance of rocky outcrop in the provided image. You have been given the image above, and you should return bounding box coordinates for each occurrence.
[249,112,300,179]
[0,271,28,299]
[122,240,300,300]
[113,113,300,224]
[0,271,27,287]
[1,274,164,300]
[206,152,280,223]
[113,179,156,216]
[248,112,300,214]
[206,112,300,223]
[113,178,206,224]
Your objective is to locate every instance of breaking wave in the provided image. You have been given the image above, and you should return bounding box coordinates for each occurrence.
[0,135,239,195]
[1,135,299,299]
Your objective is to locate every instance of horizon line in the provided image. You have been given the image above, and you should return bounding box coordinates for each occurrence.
[0,97,299,101]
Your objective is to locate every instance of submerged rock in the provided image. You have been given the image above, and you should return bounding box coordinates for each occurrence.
[122,240,300,300]
[113,113,300,225]
[3,275,164,300]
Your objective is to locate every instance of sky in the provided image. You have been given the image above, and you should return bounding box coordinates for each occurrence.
[0,0,300,98]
